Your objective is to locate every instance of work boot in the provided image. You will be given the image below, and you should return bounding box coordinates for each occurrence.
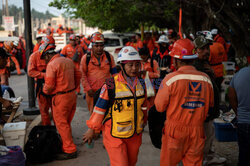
[203,154,227,166]
[56,151,77,160]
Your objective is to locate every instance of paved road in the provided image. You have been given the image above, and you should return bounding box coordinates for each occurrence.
[9,71,237,166]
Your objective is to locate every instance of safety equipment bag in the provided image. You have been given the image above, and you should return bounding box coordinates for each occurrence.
[24,125,62,164]
[144,71,155,97]
[0,146,25,166]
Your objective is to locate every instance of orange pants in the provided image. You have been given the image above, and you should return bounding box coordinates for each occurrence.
[11,56,21,74]
[160,122,205,166]
[37,91,52,125]
[52,91,77,153]
[103,120,142,166]
[86,92,94,114]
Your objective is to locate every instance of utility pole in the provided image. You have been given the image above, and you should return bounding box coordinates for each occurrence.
[2,0,5,16]
[5,0,9,16]
[23,0,40,115]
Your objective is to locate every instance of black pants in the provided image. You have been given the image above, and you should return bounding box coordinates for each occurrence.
[237,123,250,166]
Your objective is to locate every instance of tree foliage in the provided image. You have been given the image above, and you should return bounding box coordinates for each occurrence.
[49,0,178,32]
[0,5,55,25]
[50,0,249,57]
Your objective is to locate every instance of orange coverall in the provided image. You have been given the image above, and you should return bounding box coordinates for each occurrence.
[87,72,148,166]
[155,65,214,166]
[61,44,84,93]
[33,43,41,52]
[28,51,52,125]
[209,42,227,78]
[9,48,21,75]
[80,51,116,113]
[43,54,81,154]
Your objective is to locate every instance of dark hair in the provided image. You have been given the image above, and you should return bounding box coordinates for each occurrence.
[139,45,149,56]
[0,47,9,58]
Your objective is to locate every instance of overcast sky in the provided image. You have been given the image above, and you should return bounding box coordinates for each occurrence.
[4,0,65,16]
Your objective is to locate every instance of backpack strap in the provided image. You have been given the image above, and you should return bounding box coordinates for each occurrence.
[104,51,112,74]
[86,52,91,72]
[85,51,112,73]
[150,58,154,69]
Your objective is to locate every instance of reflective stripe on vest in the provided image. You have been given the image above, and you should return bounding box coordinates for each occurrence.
[103,74,145,139]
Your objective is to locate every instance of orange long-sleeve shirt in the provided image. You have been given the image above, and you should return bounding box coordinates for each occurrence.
[43,54,81,95]
[155,65,214,126]
[141,59,160,79]
[28,51,46,79]
[80,51,117,92]
[33,43,41,53]
[60,44,84,69]
[209,42,227,78]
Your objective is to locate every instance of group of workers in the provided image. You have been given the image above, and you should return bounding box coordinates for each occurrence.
[37,23,74,36]
[0,25,248,166]
[0,37,26,86]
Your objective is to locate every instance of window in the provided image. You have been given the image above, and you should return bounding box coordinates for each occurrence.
[104,38,120,47]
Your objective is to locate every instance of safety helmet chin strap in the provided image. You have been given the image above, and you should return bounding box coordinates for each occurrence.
[119,62,141,79]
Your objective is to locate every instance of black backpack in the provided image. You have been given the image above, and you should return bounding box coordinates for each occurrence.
[24,126,62,164]
[86,51,112,73]
[93,77,115,114]
[148,105,166,149]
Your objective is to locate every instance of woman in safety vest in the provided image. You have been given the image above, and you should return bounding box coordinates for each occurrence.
[83,46,148,166]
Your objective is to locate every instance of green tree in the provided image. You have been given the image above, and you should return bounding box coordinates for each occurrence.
[49,0,178,32]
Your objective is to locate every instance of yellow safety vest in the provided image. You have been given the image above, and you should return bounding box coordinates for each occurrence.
[103,75,145,139]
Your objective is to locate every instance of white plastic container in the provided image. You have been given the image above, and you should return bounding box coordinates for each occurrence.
[2,122,27,149]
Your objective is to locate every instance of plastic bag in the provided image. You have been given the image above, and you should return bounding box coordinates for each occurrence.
[144,71,155,97]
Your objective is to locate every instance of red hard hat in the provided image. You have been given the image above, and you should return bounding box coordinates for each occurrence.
[39,36,56,58]
[169,39,198,60]
[41,36,55,45]
[91,32,104,43]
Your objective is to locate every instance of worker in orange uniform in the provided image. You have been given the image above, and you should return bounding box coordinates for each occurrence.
[4,41,22,75]
[33,36,43,52]
[211,28,228,53]
[83,46,147,166]
[151,35,173,79]
[143,32,155,52]
[28,36,55,126]
[126,36,137,49]
[209,37,227,91]
[56,24,65,35]
[139,45,160,109]
[135,34,143,51]
[60,34,84,93]
[42,43,81,160]
[0,47,10,85]
[155,39,214,166]
[46,23,54,36]
[80,32,117,114]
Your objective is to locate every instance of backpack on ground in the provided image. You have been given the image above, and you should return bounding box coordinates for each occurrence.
[24,125,62,164]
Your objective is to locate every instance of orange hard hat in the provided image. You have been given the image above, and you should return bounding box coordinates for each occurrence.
[169,39,198,60]
[91,32,104,44]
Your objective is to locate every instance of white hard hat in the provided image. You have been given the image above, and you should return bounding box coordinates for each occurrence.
[211,29,218,35]
[13,40,19,47]
[196,30,213,41]
[117,46,142,63]
[156,35,169,43]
